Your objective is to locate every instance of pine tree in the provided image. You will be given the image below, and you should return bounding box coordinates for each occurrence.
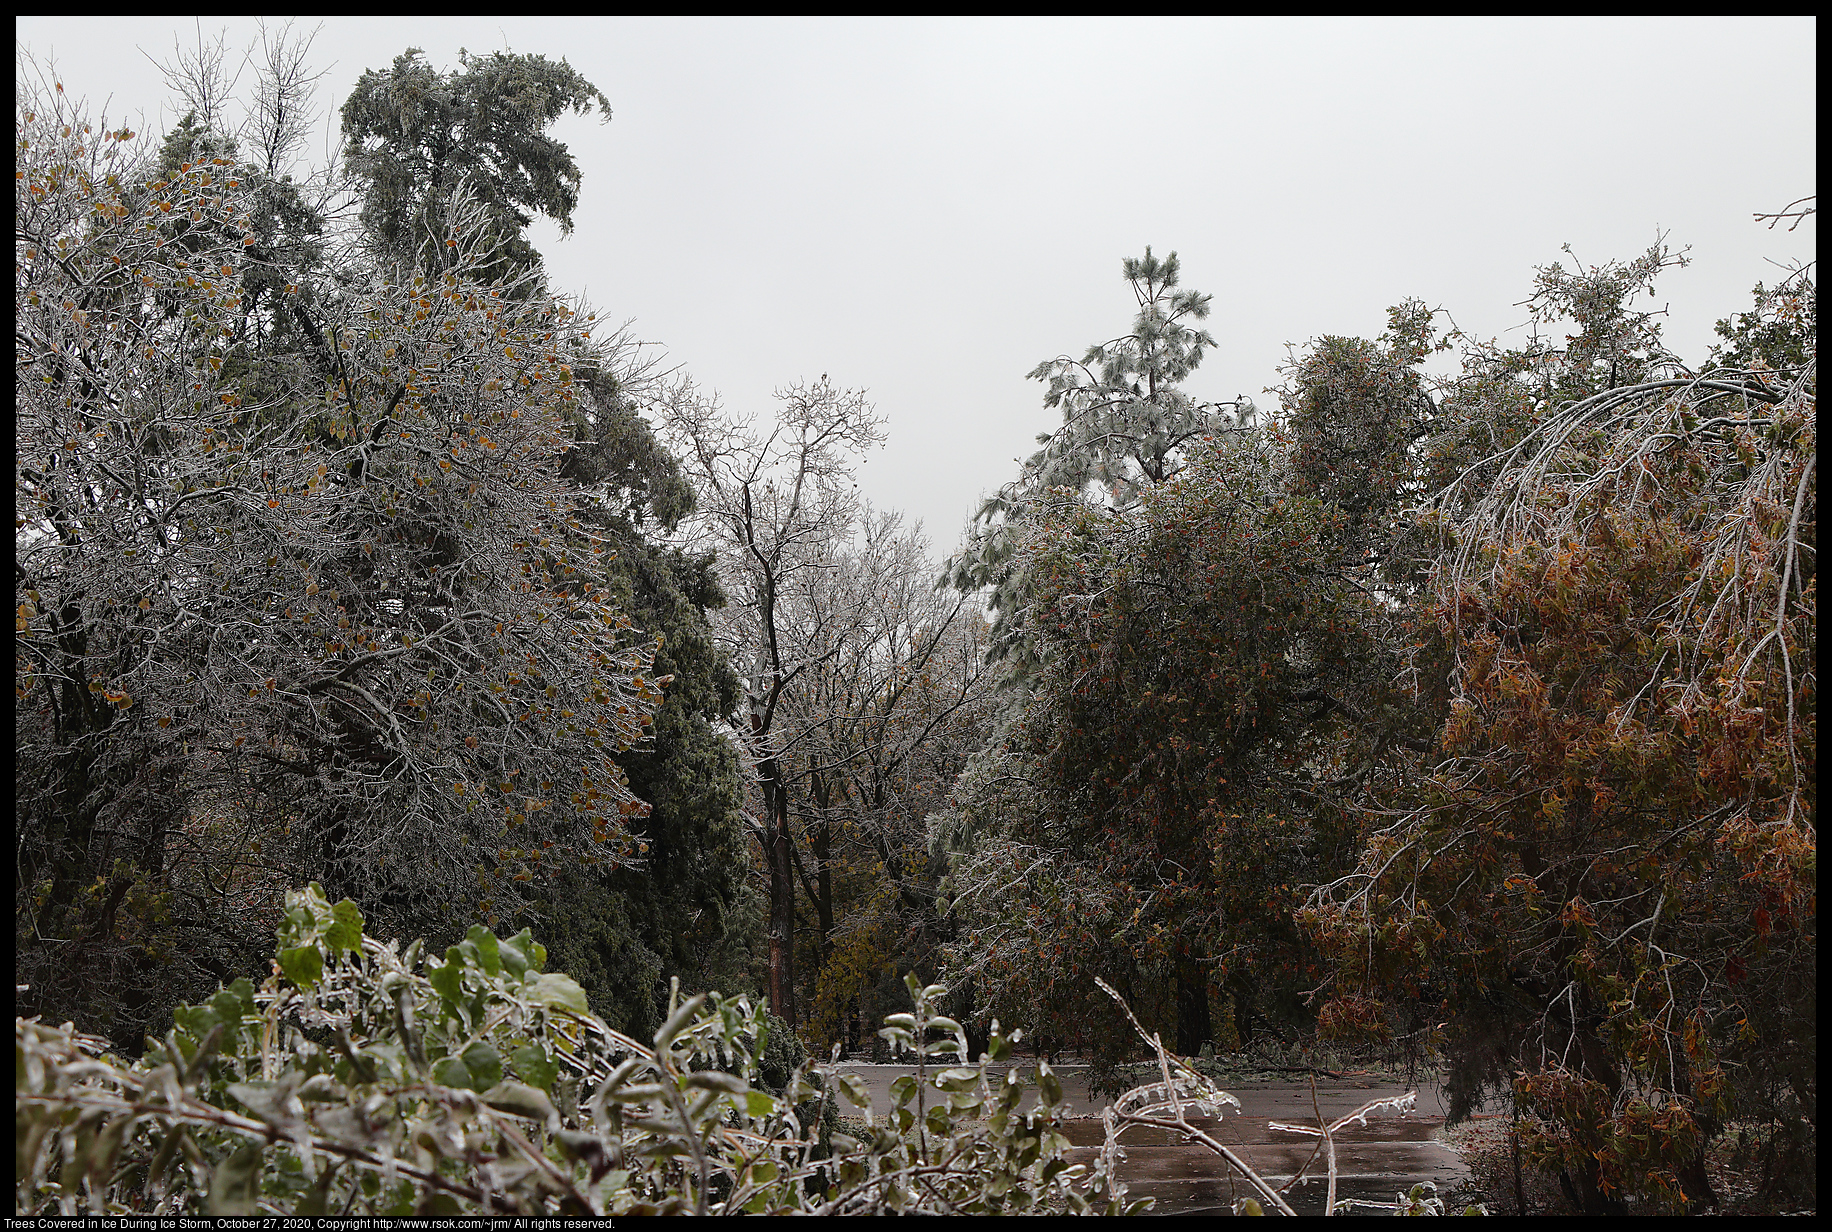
[340,47,610,288]
[945,248,1253,668]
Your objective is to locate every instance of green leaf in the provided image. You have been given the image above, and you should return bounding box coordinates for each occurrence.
[428,957,462,1004]
[554,1127,606,1168]
[432,1055,474,1090]
[279,943,324,989]
[227,1081,289,1124]
[207,993,242,1028]
[1038,1062,1063,1106]
[462,1040,503,1089]
[278,884,333,950]
[499,928,535,979]
[745,1089,778,1118]
[481,1080,556,1123]
[325,899,364,956]
[837,1073,872,1108]
[142,1128,185,1204]
[934,1067,978,1091]
[510,1043,558,1092]
[216,978,257,1021]
[890,1074,917,1107]
[174,1004,219,1043]
[297,1074,344,1102]
[84,1114,133,1190]
[207,1142,264,1216]
[463,924,501,975]
[525,972,590,1014]
[66,1108,105,1194]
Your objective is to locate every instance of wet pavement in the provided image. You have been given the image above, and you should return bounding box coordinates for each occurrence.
[1058,1115,1468,1215]
[825,1062,1471,1215]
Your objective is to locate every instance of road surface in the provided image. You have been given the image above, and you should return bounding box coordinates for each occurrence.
[823,1061,1473,1215]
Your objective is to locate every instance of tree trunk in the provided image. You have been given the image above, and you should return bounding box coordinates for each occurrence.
[1175,954,1212,1057]
[811,773,835,976]
[760,751,796,1028]
[1559,1162,1629,1216]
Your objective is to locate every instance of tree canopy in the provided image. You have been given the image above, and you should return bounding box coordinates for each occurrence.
[15,56,658,1049]
[341,48,610,285]
[15,46,1815,1215]
[945,248,1254,667]
[1300,261,1815,1214]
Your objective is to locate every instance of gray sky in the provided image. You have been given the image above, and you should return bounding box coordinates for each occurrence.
[17,16,1817,557]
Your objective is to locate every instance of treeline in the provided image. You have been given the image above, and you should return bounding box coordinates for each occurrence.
[16,35,1814,1215]
[934,247,1815,1213]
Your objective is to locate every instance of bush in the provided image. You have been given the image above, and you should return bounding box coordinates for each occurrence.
[17,886,1135,1216]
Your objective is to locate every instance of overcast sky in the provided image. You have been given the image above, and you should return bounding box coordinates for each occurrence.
[17,16,1817,557]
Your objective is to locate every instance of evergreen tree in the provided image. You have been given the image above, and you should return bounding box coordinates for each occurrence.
[539,413,760,1036]
[340,47,610,287]
[945,248,1253,668]
[335,46,759,1026]
[941,438,1389,1059]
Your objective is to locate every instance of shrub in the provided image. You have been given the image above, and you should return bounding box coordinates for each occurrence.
[17,885,1134,1216]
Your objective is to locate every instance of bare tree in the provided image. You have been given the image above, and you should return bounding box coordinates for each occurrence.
[651,375,882,1025]
[239,20,330,180]
[146,22,354,242]
[770,511,995,1044]
[656,387,992,1032]
[1754,194,1816,232]
[146,20,243,135]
